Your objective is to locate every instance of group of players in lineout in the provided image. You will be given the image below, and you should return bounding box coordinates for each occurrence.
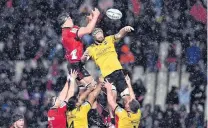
[47,8,141,128]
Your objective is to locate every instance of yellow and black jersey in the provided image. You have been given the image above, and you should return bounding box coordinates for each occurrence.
[66,102,91,128]
[87,35,122,77]
[115,106,141,128]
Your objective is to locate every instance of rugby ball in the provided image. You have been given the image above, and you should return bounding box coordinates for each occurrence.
[106,8,122,20]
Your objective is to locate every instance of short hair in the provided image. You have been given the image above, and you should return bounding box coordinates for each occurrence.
[57,12,71,26]
[92,28,103,37]
[66,96,78,111]
[11,114,24,124]
[129,99,140,113]
[48,96,57,108]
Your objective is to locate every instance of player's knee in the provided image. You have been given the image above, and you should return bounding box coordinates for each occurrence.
[88,79,97,88]
[81,34,94,46]
[81,76,96,87]
[83,76,93,83]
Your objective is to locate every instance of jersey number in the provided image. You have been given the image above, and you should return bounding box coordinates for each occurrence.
[71,49,77,60]
[69,121,74,128]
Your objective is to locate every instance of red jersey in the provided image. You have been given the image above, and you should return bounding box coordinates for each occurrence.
[48,104,67,128]
[62,26,84,63]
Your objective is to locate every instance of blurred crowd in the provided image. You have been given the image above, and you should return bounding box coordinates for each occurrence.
[0,0,207,127]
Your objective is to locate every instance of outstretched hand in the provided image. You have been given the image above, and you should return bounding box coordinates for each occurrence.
[70,70,78,79]
[67,70,78,81]
[91,8,100,18]
[124,26,134,32]
[103,79,113,90]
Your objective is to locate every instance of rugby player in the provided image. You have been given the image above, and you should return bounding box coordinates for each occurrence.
[47,70,78,128]
[104,75,141,128]
[82,26,134,96]
[66,83,102,128]
[57,8,100,87]
[81,26,134,124]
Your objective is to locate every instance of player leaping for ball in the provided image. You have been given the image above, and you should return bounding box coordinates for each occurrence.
[81,26,135,103]
[81,26,136,126]
[57,8,100,88]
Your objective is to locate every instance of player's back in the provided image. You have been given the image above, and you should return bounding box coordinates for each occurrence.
[48,105,67,128]
[66,102,91,128]
[62,26,84,63]
[115,107,141,128]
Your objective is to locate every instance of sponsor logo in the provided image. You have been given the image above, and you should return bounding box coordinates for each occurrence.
[70,28,78,33]
[48,117,55,121]
[131,121,139,124]
[96,46,112,57]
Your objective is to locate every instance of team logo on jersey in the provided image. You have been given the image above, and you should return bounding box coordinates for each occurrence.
[48,117,55,121]
[131,121,139,124]
[116,107,123,112]
[103,40,107,45]
[70,28,78,33]
[82,102,89,106]
[60,102,66,108]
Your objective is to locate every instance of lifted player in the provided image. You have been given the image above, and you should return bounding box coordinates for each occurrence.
[57,8,100,87]
[81,26,134,101]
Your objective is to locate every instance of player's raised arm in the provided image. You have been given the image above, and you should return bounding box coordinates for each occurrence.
[114,26,134,41]
[65,70,78,101]
[104,81,118,111]
[76,81,96,106]
[87,83,102,106]
[78,8,100,38]
[125,75,136,99]
[54,79,69,107]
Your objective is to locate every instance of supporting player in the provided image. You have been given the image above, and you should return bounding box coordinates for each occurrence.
[57,8,100,88]
[66,83,102,128]
[81,26,134,124]
[47,70,78,128]
[104,75,141,128]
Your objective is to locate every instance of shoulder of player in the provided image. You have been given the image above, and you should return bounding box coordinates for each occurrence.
[137,109,142,115]
[115,106,125,113]
[106,35,116,39]
[59,101,67,108]
[81,101,91,107]
[87,44,96,49]
[62,26,79,34]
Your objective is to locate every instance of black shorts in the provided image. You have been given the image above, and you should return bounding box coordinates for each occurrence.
[104,69,128,94]
[67,62,90,81]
